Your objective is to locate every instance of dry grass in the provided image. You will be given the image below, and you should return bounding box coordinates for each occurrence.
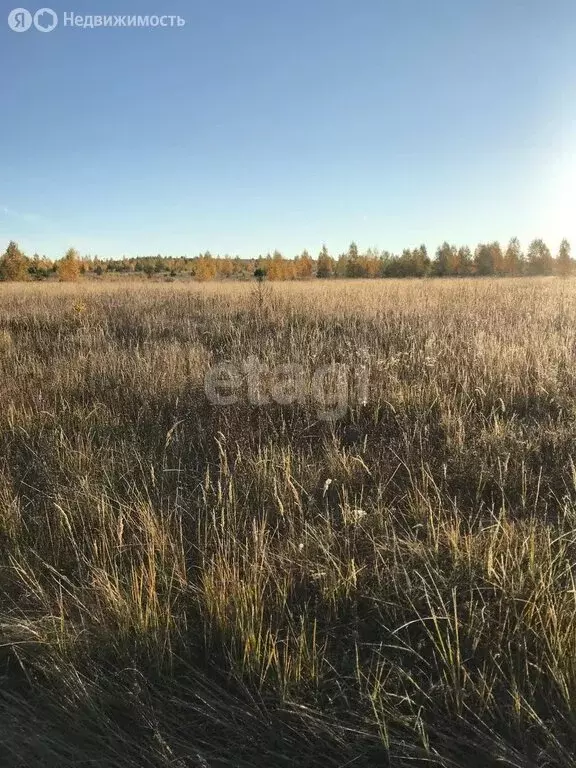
[1,277,576,766]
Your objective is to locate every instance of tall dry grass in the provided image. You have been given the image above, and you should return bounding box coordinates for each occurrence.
[1,277,576,766]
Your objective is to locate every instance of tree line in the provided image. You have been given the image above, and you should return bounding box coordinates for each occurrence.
[0,243,81,282]
[0,237,572,282]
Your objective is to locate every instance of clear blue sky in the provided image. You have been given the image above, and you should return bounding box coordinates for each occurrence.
[1,0,576,260]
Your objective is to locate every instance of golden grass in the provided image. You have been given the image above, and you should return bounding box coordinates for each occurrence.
[1,277,576,766]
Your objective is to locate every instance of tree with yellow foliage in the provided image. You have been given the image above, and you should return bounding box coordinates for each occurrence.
[0,241,29,281]
[267,250,288,281]
[58,248,81,281]
[194,253,217,281]
[218,257,234,278]
[290,250,313,279]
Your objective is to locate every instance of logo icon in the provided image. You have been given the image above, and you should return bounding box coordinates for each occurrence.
[8,8,32,31]
[34,7,57,31]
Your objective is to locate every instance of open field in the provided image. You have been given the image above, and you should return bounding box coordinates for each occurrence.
[2,277,576,766]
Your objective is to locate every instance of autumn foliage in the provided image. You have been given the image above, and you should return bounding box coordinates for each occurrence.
[0,241,29,281]
[58,248,81,282]
[0,237,574,282]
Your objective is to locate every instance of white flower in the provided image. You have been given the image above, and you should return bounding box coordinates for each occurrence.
[343,508,368,525]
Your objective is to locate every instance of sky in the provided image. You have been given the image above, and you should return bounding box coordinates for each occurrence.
[1,0,576,260]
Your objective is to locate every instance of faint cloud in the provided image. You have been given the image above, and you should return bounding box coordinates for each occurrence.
[0,205,53,226]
